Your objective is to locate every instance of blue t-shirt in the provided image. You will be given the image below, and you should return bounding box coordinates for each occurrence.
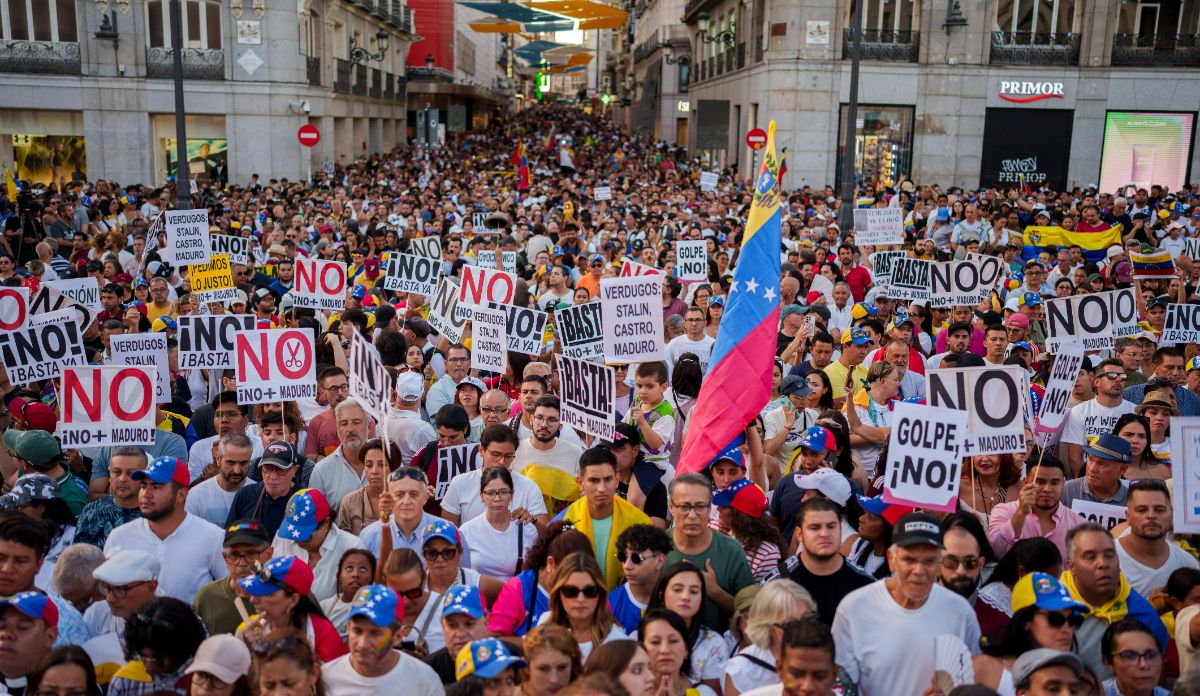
[608,583,646,634]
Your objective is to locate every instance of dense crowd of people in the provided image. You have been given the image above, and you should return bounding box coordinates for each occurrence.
[0,101,1199,696]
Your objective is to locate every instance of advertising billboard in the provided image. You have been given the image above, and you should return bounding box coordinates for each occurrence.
[11,135,87,187]
[164,138,228,186]
[1099,112,1196,193]
[980,109,1073,191]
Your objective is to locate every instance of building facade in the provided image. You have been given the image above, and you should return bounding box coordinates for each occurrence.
[630,0,692,144]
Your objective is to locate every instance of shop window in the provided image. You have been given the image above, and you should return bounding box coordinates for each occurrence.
[994,0,1076,37]
[145,0,222,49]
[835,104,914,189]
[1,0,77,42]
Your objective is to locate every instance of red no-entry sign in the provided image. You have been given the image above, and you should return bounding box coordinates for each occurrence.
[297,125,320,147]
[746,128,767,150]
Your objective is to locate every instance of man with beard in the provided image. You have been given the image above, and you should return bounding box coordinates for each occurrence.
[513,396,584,514]
[74,447,146,548]
[1116,479,1198,596]
[939,523,987,615]
[186,392,263,482]
[310,399,371,514]
[781,497,873,626]
[225,441,305,539]
[193,520,273,636]
[185,433,252,525]
[103,457,226,602]
[987,456,1083,560]
[506,376,584,447]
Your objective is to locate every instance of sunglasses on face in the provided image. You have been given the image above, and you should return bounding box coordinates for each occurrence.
[941,555,981,571]
[1042,611,1085,630]
[424,547,459,562]
[559,584,603,599]
[617,550,658,565]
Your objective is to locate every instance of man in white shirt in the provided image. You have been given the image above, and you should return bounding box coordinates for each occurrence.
[1116,479,1199,597]
[664,306,715,377]
[508,376,583,448]
[441,425,548,527]
[185,433,252,526]
[426,344,471,420]
[272,488,364,602]
[81,550,160,673]
[187,392,263,482]
[386,372,436,466]
[1058,358,1135,476]
[536,266,574,310]
[513,396,584,505]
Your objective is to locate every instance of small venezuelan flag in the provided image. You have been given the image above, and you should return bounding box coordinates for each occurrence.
[1129,249,1176,280]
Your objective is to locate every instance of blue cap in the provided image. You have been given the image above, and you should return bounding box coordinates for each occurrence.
[278,489,331,542]
[798,425,837,453]
[237,556,314,597]
[1020,292,1043,307]
[422,519,462,547]
[1010,341,1034,353]
[348,584,403,627]
[1082,432,1133,464]
[131,457,190,486]
[0,591,58,627]
[1012,572,1088,614]
[442,585,485,619]
[456,638,527,680]
[350,285,366,300]
[842,326,873,346]
[936,208,950,221]
[710,296,724,307]
[707,436,746,470]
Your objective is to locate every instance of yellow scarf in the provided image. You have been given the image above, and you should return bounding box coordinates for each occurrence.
[1060,570,1132,624]
[563,495,651,590]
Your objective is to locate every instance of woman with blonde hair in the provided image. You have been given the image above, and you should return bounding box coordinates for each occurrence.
[515,624,582,696]
[543,552,626,661]
[845,360,900,482]
[723,579,817,696]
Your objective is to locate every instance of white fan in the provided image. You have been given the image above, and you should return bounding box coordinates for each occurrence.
[932,634,974,692]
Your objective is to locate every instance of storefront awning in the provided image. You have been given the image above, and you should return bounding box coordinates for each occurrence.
[459,1,627,33]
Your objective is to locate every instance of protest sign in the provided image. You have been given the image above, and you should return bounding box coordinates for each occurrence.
[929,257,1004,308]
[809,275,835,305]
[471,212,489,231]
[211,234,250,265]
[0,311,86,384]
[471,306,507,374]
[434,444,482,501]
[1163,303,1200,345]
[234,328,317,404]
[620,259,661,277]
[965,253,1007,294]
[869,251,908,292]
[409,237,442,259]
[110,333,171,404]
[1071,499,1127,533]
[428,277,467,344]
[888,257,932,301]
[594,186,612,201]
[178,315,256,369]
[292,258,347,310]
[29,286,94,332]
[699,172,719,192]
[1187,238,1200,260]
[58,366,156,447]
[188,254,240,302]
[1173,418,1200,533]
[882,402,969,511]
[349,331,391,423]
[476,250,518,274]
[45,278,100,313]
[456,266,517,320]
[1046,291,1137,351]
[854,208,906,246]
[556,302,605,362]
[0,287,30,331]
[556,354,616,440]
[1036,342,1085,434]
[601,275,664,364]
[926,365,1027,456]
[383,253,442,295]
[1110,287,1139,339]
[676,241,708,282]
[162,209,211,264]
[488,302,547,355]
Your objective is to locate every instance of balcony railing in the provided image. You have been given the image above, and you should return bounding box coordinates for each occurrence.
[1112,33,1200,66]
[353,64,367,96]
[724,50,733,71]
[334,58,352,93]
[306,55,321,87]
[370,67,382,98]
[843,29,920,62]
[146,47,224,80]
[0,39,80,75]
[990,31,1080,65]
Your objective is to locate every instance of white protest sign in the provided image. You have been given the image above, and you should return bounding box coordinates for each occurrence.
[471,212,489,231]
[1046,291,1135,352]
[809,274,835,306]
[0,312,86,384]
[0,287,30,331]
[178,315,256,369]
[211,234,250,265]
[428,277,467,344]
[1036,342,1085,434]
[929,258,1004,308]
[1071,499,1127,533]
[476,250,518,274]
[1162,303,1200,345]
[409,237,442,260]
[383,253,442,295]
[620,259,661,277]
[1110,287,1139,340]
[292,258,347,310]
[926,365,1028,456]
[869,251,908,292]
[162,209,211,264]
[556,354,616,440]
[488,302,547,356]
[471,306,507,374]
[594,186,612,201]
[29,286,94,332]
[234,328,317,404]
[676,241,708,282]
[601,275,664,364]
[456,266,517,321]
[434,444,482,501]
[556,302,605,362]
[699,172,719,192]
[882,402,969,511]
[45,278,100,313]
[1186,238,1200,261]
[349,331,391,423]
[888,257,932,301]
[965,252,1007,297]
[1173,418,1200,534]
[58,366,156,447]
[854,208,906,246]
[110,333,171,404]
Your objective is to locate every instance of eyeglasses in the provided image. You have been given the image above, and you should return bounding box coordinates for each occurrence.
[559,584,603,599]
[1099,371,1127,381]
[1112,649,1161,665]
[222,548,267,564]
[941,555,981,571]
[137,652,170,668]
[1041,611,1085,630]
[532,415,560,425]
[214,409,243,419]
[482,488,513,500]
[617,550,658,565]
[672,502,710,517]
[424,547,459,562]
[481,407,510,416]
[99,580,151,598]
[251,634,300,658]
[324,383,350,393]
[389,466,427,483]
[447,357,470,363]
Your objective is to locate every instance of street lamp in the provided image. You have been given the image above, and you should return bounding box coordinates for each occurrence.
[349,29,390,67]
[663,46,690,64]
[696,11,736,48]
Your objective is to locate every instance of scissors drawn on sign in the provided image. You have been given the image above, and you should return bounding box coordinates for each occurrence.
[282,338,306,370]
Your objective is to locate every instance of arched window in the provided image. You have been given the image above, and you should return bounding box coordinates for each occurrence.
[146,0,221,49]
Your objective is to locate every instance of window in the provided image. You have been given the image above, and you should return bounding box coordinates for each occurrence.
[1,0,78,42]
[848,0,919,33]
[678,61,689,92]
[145,0,221,49]
[1115,0,1200,37]
[994,0,1076,37]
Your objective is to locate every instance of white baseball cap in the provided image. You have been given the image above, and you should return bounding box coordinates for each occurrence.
[397,371,424,403]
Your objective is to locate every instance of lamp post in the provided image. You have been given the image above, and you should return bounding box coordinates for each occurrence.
[837,0,863,234]
[349,29,390,67]
[170,0,190,207]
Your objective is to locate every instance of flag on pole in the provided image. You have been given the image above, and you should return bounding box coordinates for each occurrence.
[677,121,783,474]
[2,164,17,201]
[779,148,788,186]
[517,141,530,192]
[544,124,556,151]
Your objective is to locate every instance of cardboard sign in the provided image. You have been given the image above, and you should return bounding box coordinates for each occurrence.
[888,257,932,301]
[409,237,442,260]
[1036,342,1085,434]
[601,275,664,364]
[29,286,94,332]
[1173,418,1200,534]
[926,365,1028,456]
[163,209,211,264]
[594,186,612,201]
[676,241,708,282]
[854,208,906,246]
[620,259,661,277]
[1110,287,1139,339]
[869,251,908,292]
[428,277,467,344]
[0,313,86,384]
[1186,238,1200,260]
[556,354,616,440]
[1071,499,1127,533]
[211,234,250,265]
[1046,291,1138,351]
[178,314,257,369]
[1163,303,1200,345]
[488,302,547,355]
[699,172,719,192]
[476,250,518,274]
[292,258,347,310]
[456,266,517,321]
[882,402,969,511]
[58,366,156,447]
[44,278,100,313]
[234,328,317,404]
[188,254,240,302]
[929,258,1004,308]
[434,444,482,501]
[383,253,442,295]
[110,333,171,404]
[556,302,605,362]
[0,287,30,331]
[349,331,391,423]
[471,306,507,374]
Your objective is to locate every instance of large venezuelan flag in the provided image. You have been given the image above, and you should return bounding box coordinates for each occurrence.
[677,121,783,474]
[1021,225,1122,265]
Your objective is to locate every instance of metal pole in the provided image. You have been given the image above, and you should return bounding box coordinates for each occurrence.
[838,0,863,233]
[170,0,190,208]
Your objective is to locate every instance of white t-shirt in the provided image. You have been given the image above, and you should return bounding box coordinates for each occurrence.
[664,334,715,377]
[852,403,891,479]
[1177,604,1200,677]
[186,434,264,483]
[832,581,981,696]
[1060,399,1136,446]
[183,476,243,527]
[440,468,548,526]
[513,438,584,479]
[513,418,585,449]
[320,652,444,696]
[762,405,819,463]
[459,515,540,580]
[1116,538,1199,597]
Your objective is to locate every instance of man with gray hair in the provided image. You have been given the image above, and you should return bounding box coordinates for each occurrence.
[51,544,103,619]
[34,242,59,281]
[186,391,262,482]
[185,433,253,525]
[384,371,435,466]
[310,398,371,512]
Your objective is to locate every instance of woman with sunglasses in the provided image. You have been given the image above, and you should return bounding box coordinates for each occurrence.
[461,467,541,581]
[252,629,328,696]
[646,562,728,692]
[319,548,377,638]
[973,572,1087,694]
[542,552,626,661]
[236,555,347,664]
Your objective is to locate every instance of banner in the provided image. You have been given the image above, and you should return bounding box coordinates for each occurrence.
[456,266,517,321]
[854,208,906,246]
[620,259,661,277]
[178,315,256,369]
[476,250,518,274]
[434,444,482,501]
[188,254,240,302]
[1046,291,1138,351]
[556,302,605,362]
[29,286,94,332]
[383,253,442,295]
[409,237,442,259]
[979,108,1073,191]
[556,354,616,440]
[1071,499,1127,533]
[0,287,30,331]
[1173,418,1200,533]
[888,257,932,301]
[1163,303,1200,345]
[882,402,969,511]
[699,172,719,192]
[471,306,507,374]
[488,302,547,355]
[601,275,664,364]
[109,333,171,404]
[0,312,86,384]
[162,209,211,265]
[929,257,1004,308]
[676,241,708,282]
[1036,342,1085,434]
[349,331,391,423]
[44,278,100,313]
[428,277,467,344]
[58,366,156,447]
[292,258,347,310]
[926,365,1027,456]
[211,235,250,265]
[234,328,317,404]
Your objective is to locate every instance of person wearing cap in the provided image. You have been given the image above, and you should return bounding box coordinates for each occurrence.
[423,585,490,684]
[237,555,348,663]
[1009,648,1088,695]
[384,370,437,467]
[224,440,305,539]
[183,634,253,695]
[1060,433,1133,508]
[832,512,982,696]
[0,591,60,693]
[2,473,75,585]
[3,429,87,519]
[267,257,294,298]
[193,519,273,636]
[928,318,975,371]
[823,326,872,409]
[713,479,780,585]
[455,637,526,693]
[321,584,444,694]
[104,456,227,603]
[80,549,160,684]
[1133,387,1177,469]
[1060,358,1136,477]
[762,375,817,464]
[1061,523,1167,680]
[272,488,365,602]
[577,253,605,299]
[454,376,488,441]
[1123,346,1200,417]
[1114,479,1197,598]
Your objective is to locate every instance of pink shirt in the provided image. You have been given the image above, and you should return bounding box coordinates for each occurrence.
[987,500,1085,560]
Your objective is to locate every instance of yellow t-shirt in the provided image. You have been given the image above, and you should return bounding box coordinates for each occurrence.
[824,360,867,402]
[146,301,174,323]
